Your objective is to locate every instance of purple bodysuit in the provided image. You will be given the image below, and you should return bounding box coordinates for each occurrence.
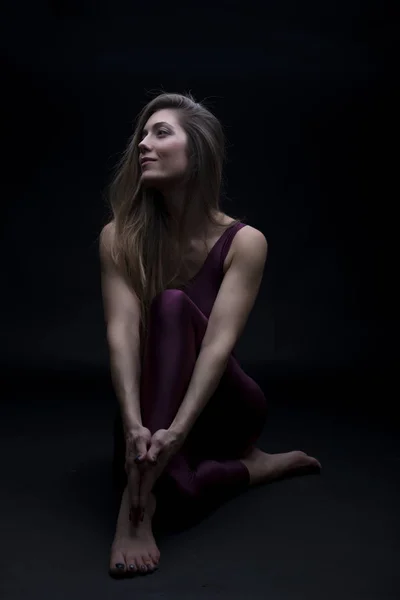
[112,221,268,525]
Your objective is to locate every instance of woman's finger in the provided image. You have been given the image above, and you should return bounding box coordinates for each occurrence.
[135,436,150,462]
[146,441,160,464]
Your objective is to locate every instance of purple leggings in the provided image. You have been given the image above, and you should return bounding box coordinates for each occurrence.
[113,289,267,520]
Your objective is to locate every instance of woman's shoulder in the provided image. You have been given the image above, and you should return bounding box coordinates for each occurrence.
[231,224,268,260]
[100,220,116,243]
[102,219,115,233]
[99,220,117,265]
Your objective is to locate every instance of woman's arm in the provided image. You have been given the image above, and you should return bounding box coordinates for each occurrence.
[99,223,143,433]
[107,327,142,432]
[171,227,268,438]
[170,344,230,438]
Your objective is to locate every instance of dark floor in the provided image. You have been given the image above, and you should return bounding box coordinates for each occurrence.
[1,367,399,600]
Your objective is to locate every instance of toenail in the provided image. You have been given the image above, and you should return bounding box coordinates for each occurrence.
[140,565,146,571]
[115,563,125,570]
[129,564,136,571]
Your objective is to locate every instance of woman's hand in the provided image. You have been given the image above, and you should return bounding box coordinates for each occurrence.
[124,425,153,524]
[137,427,186,520]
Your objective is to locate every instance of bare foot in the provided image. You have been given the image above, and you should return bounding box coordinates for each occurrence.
[240,447,322,486]
[109,486,160,577]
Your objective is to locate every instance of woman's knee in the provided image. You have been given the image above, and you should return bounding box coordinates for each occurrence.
[150,289,189,321]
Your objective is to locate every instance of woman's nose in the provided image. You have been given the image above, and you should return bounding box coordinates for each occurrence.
[139,136,151,150]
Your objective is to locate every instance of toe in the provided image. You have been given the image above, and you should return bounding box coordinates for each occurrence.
[150,552,160,568]
[138,558,148,574]
[312,457,322,469]
[294,451,319,467]
[301,452,321,469]
[144,556,156,572]
[126,559,138,575]
[109,551,126,577]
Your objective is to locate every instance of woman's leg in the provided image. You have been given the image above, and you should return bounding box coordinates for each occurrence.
[137,289,267,511]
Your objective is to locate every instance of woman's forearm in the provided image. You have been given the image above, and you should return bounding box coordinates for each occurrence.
[170,344,230,438]
[107,325,143,433]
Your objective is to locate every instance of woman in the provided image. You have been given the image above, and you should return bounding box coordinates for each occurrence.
[99,92,321,577]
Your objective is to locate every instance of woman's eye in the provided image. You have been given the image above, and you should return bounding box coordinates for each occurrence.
[140,129,168,141]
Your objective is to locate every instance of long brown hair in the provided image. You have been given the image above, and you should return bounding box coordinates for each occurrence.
[102,91,244,356]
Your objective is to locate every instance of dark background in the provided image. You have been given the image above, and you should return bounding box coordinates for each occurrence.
[1,2,395,394]
[1,2,398,599]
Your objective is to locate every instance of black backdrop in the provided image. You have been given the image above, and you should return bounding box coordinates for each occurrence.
[1,2,395,420]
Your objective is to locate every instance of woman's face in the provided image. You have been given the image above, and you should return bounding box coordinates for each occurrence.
[138,109,189,190]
